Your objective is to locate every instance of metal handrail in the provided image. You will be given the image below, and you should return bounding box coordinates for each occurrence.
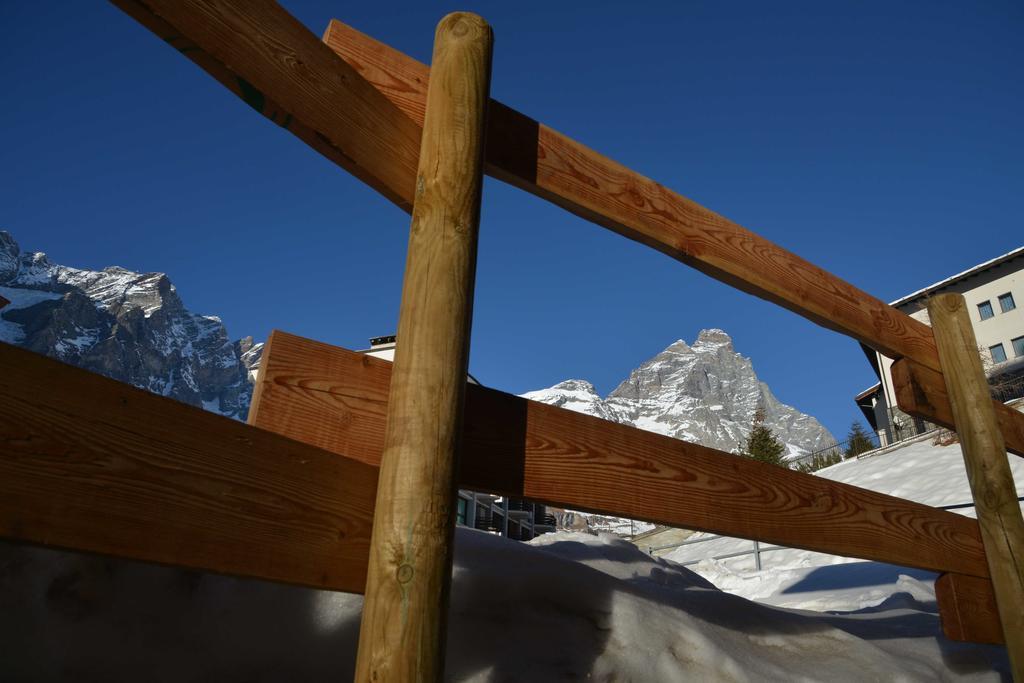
[648,495,1024,569]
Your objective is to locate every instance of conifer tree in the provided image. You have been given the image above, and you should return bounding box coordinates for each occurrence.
[843,422,875,459]
[743,408,786,467]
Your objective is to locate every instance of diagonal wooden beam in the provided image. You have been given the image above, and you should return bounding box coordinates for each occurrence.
[249,330,990,580]
[114,4,1017,457]
[110,2,941,374]
[892,357,1024,457]
[111,0,421,210]
[0,341,376,594]
[321,20,941,373]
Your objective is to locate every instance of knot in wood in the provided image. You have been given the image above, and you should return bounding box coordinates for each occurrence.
[396,563,414,584]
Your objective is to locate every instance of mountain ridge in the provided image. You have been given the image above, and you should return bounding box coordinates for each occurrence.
[3,228,833,466]
[522,329,834,458]
[521,329,836,536]
[0,230,260,419]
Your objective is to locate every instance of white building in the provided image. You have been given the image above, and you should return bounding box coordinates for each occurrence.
[857,246,1024,445]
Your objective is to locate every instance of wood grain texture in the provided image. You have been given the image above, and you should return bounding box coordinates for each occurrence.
[928,294,1024,676]
[322,19,940,372]
[111,0,421,210]
[355,13,492,683]
[935,573,1004,644]
[0,342,377,593]
[251,330,990,580]
[892,357,1024,457]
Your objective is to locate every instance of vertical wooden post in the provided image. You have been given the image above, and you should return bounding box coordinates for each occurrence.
[354,12,492,683]
[929,293,1024,679]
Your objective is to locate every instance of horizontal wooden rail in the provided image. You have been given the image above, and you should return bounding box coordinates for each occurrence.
[891,358,1024,457]
[0,340,1000,642]
[0,341,376,593]
[249,330,989,579]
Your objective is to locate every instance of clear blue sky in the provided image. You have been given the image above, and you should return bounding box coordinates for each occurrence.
[2,1,1021,440]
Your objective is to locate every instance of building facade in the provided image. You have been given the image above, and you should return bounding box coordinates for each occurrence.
[857,247,1024,445]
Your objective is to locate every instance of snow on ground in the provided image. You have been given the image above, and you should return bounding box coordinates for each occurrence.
[0,285,62,343]
[664,438,1024,613]
[1,519,1010,680]
[0,438,1014,680]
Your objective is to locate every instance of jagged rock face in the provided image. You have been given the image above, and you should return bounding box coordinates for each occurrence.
[523,329,834,457]
[0,231,261,420]
[522,330,835,536]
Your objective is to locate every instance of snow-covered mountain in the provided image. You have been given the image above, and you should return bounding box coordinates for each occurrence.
[0,231,261,419]
[522,330,835,537]
[523,329,834,457]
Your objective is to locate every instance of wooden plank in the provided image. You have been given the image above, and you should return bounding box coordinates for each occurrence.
[111,0,421,211]
[892,357,1024,457]
[935,573,1004,644]
[111,4,945,373]
[0,341,376,594]
[355,13,492,682]
[250,330,990,579]
[1,333,997,627]
[928,294,1024,677]
[322,20,941,372]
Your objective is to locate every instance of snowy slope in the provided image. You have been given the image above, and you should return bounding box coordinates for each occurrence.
[0,525,1008,680]
[665,437,1024,615]
[1,432,1013,681]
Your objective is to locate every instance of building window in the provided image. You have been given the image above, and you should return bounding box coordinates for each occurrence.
[1014,336,1024,358]
[456,497,467,525]
[978,301,994,320]
[999,292,1016,313]
[990,343,1007,364]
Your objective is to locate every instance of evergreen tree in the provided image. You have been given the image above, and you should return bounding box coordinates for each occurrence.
[796,450,842,473]
[743,408,786,467]
[843,422,875,459]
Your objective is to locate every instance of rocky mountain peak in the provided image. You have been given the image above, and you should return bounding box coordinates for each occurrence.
[522,329,835,537]
[694,327,733,349]
[527,331,833,457]
[663,339,692,353]
[520,378,616,422]
[0,231,19,282]
[0,230,260,420]
[550,378,599,393]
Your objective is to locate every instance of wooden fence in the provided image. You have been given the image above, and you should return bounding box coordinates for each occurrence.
[2,1,1022,679]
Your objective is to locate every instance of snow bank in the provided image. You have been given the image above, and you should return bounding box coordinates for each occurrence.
[657,439,1021,678]
[0,523,1009,680]
[665,439,1024,587]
